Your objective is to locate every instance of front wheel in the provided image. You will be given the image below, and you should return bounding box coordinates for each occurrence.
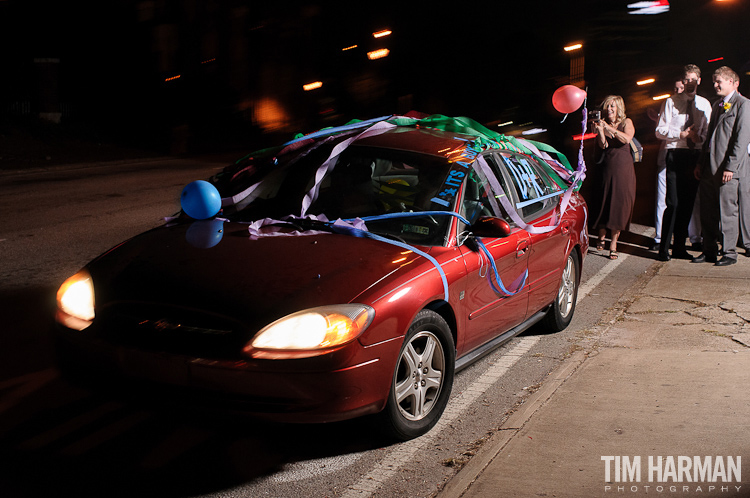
[379,310,455,441]
[543,250,580,331]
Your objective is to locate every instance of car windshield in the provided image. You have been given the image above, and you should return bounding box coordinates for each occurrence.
[218,139,460,246]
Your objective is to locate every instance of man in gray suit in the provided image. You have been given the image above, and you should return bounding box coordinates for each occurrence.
[693,66,750,266]
[737,78,750,257]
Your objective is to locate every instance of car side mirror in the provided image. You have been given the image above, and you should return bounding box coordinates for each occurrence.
[470,216,512,238]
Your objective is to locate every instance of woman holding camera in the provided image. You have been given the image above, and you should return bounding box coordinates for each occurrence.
[591,95,637,260]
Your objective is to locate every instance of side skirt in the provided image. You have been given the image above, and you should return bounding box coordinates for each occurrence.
[454,308,548,372]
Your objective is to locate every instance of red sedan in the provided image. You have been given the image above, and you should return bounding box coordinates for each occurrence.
[55,115,588,440]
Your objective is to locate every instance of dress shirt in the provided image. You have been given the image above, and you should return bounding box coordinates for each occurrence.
[655,92,712,150]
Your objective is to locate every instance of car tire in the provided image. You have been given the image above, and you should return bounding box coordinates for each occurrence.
[379,310,455,441]
[543,250,580,332]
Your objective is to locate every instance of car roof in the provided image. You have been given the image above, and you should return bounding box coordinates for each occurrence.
[350,126,476,159]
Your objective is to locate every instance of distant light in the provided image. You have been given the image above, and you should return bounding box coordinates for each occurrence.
[497,121,514,127]
[564,43,583,52]
[201,58,216,64]
[367,49,390,60]
[637,78,656,86]
[165,75,181,82]
[573,133,598,141]
[342,45,358,51]
[628,0,670,15]
[522,128,547,136]
[373,30,392,38]
[652,94,670,101]
[707,57,724,63]
[303,81,323,91]
[254,97,289,132]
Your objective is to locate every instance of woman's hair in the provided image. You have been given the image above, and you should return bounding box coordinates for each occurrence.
[601,95,626,124]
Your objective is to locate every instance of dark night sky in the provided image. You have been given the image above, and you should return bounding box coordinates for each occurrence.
[1,0,748,150]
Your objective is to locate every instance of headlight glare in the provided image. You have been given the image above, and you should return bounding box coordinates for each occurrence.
[245,304,374,359]
[56,270,95,330]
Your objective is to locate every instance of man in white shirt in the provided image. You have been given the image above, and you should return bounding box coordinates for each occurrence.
[655,64,712,261]
[651,78,684,251]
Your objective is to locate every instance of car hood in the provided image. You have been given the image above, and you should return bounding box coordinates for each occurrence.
[89,220,427,329]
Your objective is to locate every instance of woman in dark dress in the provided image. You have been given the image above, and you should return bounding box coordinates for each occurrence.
[592,95,637,260]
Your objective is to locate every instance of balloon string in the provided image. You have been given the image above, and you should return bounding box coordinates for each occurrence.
[560,113,568,124]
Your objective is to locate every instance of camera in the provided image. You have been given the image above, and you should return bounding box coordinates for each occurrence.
[588,110,601,122]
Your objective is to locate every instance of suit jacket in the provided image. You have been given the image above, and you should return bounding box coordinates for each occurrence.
[701,91,750,179]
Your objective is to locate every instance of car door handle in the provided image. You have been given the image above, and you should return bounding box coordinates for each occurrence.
[561,221,571,235]
[516,240,530,258]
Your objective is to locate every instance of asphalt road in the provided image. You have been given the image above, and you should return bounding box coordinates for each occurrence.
[0,158,661,498]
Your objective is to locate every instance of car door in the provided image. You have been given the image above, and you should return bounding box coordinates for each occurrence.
[494,152,570,315]
[457,157,530,355]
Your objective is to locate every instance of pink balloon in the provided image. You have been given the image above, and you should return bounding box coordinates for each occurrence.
[552,85,587,114]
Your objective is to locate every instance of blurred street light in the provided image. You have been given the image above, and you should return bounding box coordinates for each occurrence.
[564,43,583,52]
[373,30,392,38]
[637,78,656,85]
[367,49,390,60]
[573,132,597,141]
[522,128,547,136]
[652,94,670,100]
[303,81,323,91]
[628,1,670,15]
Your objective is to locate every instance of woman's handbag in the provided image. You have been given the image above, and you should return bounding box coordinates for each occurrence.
[630,137,643,162]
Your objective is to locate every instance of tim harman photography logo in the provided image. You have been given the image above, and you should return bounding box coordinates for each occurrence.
[602,456,742,493]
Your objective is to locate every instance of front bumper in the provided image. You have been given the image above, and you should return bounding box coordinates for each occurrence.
[54,329,401,423]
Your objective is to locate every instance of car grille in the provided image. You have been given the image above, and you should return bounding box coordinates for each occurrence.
[98,303,248,359]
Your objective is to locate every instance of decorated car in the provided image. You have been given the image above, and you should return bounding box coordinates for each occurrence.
[55,114,588,440]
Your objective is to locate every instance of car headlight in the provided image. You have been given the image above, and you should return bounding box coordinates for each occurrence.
[244,304,374,359]
[56,270,95,330]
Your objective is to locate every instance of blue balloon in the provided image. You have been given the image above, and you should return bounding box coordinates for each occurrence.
[186,219,224,248]
[181,180,221,219]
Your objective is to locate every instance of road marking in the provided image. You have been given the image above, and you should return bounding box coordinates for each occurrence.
[577,253,627,303]
[578,223,652,303]
[341,336,540,498]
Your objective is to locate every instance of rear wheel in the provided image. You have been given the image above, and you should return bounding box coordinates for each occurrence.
[379,310,455,440]
[543,250,579,331]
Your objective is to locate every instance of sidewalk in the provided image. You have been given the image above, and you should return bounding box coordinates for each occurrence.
[439,255,750,498]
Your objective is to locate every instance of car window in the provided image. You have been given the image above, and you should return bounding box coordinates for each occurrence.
[220,139,461,246]
[460,169,493,224]
[494,152,560,220]
[459,165,513,226]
